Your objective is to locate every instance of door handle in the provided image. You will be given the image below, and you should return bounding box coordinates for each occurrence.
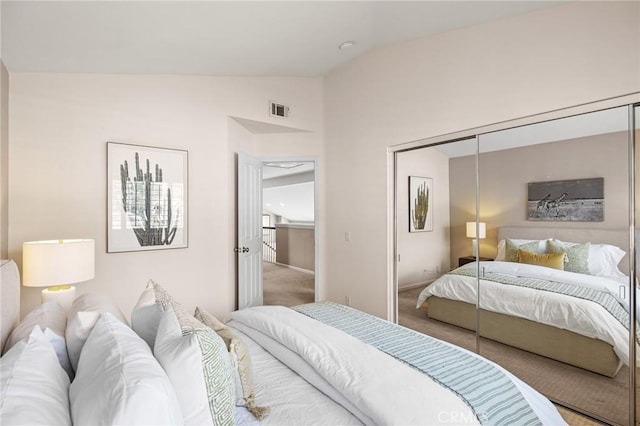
[242,247,249,253]
[234,247,250,253]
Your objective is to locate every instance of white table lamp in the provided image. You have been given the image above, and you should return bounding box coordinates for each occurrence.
[22,239,95,311]
[465,222,486,257]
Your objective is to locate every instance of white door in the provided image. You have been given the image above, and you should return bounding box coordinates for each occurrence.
[237,153,263,309]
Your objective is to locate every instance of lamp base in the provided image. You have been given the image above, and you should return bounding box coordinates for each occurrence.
[41,285,76,311]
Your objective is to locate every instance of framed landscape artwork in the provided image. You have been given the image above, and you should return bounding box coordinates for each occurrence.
[409,176,433,232]
[107,142,188,252]
[527,177,604,222]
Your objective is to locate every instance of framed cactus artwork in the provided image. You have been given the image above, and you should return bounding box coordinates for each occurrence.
[408,176,433,233]
[107,142,188,252]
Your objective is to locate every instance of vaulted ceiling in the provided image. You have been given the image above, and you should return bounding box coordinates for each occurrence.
[1,1,563,77]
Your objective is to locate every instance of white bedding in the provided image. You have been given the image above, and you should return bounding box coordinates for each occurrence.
[229,305,566,426]
[417,261,632,364]
[230,327,362,426]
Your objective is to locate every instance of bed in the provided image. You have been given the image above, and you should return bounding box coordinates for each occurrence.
[0,259,567,425]
[417,226,633,378]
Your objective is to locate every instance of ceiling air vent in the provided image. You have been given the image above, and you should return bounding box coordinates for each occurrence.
[269,101,290,118]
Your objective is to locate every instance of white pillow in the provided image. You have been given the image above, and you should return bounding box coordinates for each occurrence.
[65,293,128,372]
[0,326,71,425]
[495,238,548,261]
[69,313,182,425]
[3,300,73,378]
[131,279,174,349]
[154,306,235,426]
[589,243,627,277]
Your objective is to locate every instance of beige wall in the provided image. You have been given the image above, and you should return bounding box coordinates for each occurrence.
[0,61,8,259]
[9,73,323,319]
[396,146,451,288]
[324,1,640,318]
[449,132,629,265]
[275,224,315,272]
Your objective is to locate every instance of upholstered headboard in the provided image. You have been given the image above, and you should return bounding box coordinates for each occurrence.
[1,260,20,351]
[497,226,630,273]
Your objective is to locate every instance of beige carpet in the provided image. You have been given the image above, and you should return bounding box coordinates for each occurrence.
[399,287,628,426]
[263,262,314,306]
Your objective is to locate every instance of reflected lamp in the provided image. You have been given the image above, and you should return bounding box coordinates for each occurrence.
[465,222,486,257]
[22,239,95,311]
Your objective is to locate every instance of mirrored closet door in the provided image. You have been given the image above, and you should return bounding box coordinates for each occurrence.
[476,106,631,424]
[396,103,638,425]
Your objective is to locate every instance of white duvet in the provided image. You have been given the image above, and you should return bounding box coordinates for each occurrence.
[417,261,632,364]
[229,305,566,426]
[230,328,362,426]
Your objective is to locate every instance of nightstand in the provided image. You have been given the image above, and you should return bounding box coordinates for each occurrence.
[458,256,493,267]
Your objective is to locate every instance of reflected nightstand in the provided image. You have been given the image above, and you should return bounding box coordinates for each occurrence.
[458,256,493,267]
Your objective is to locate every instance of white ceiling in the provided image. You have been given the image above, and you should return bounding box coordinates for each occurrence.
[1,1,562,77]
[436,105,630,158]
[264,181,315,222]
[263,162,315,222]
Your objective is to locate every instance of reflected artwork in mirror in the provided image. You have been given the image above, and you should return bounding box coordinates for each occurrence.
[527,177,604,222]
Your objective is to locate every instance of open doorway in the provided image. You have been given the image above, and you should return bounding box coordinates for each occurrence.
[261,160,316,306]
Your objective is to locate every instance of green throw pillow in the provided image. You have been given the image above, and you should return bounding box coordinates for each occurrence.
[546,240,590,274]
[504,239,541,262]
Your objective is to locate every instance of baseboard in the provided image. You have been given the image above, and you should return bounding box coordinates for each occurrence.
[272,262,315,275]
[399,280,434,292]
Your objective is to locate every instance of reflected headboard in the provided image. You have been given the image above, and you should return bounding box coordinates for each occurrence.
[1,260,20,352]
[497,226,629,273]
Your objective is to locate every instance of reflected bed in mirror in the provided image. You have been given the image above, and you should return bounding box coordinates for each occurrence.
[417,226,632,378]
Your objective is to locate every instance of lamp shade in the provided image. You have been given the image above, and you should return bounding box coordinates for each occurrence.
[465,222,486,239]
[22,239,95,287]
